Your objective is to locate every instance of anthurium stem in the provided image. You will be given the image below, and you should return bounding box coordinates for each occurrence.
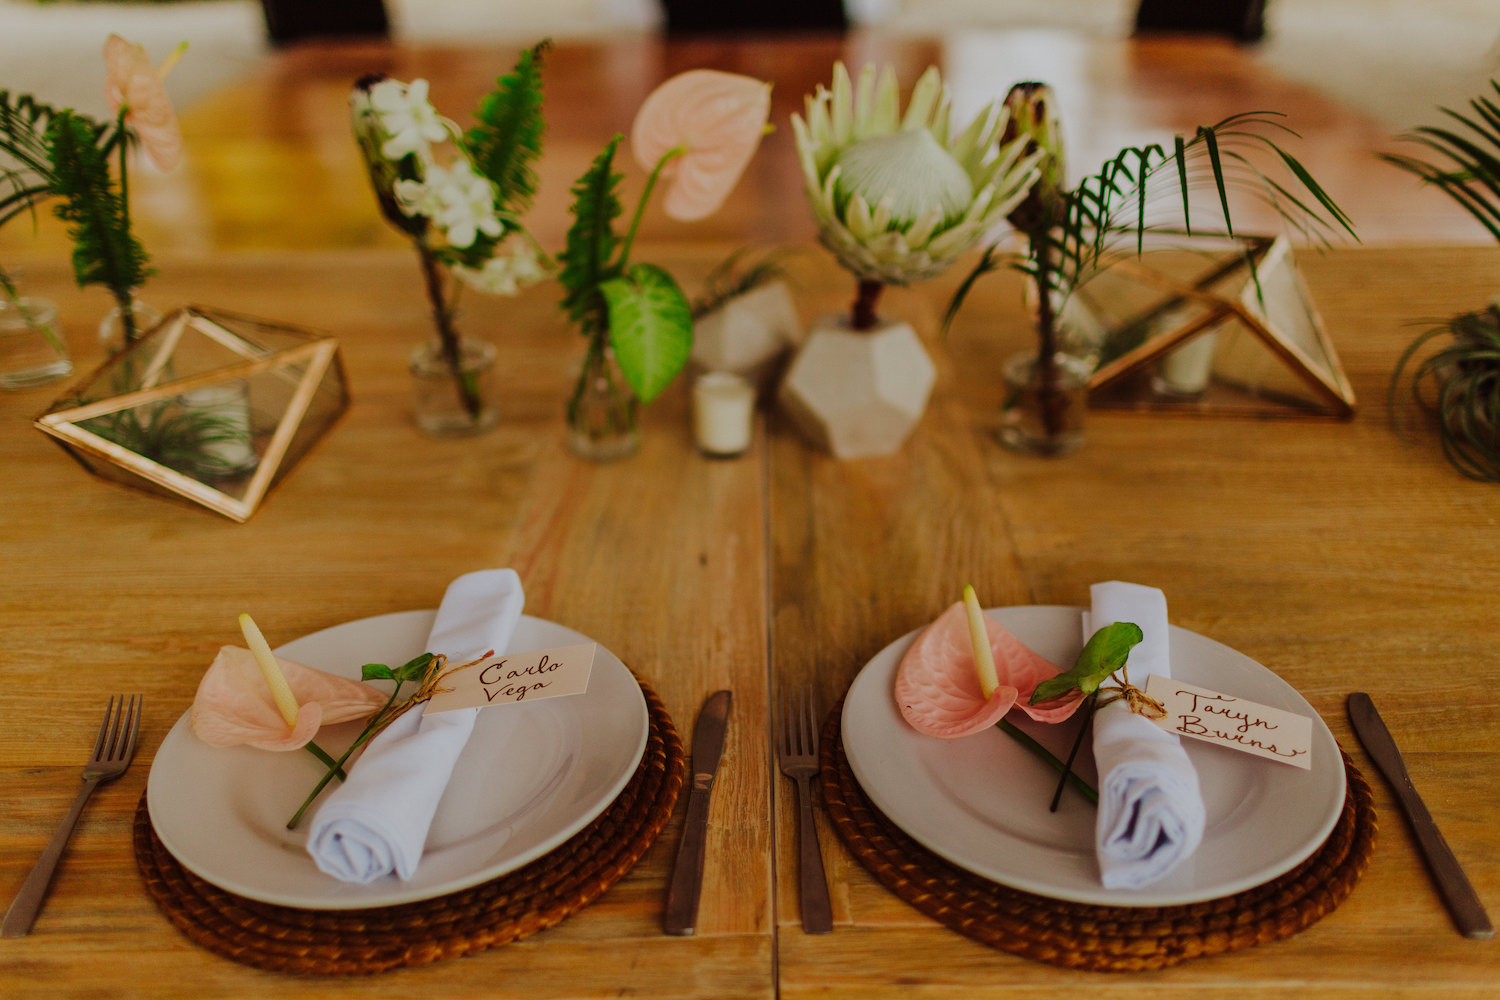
[1049,691,1097,812]
[996,717,1098,806]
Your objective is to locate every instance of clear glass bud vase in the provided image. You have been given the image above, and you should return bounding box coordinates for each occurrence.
[408,336,501,437]
[566,340,639,461]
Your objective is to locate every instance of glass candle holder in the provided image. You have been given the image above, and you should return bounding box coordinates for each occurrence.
[692,371,756,457]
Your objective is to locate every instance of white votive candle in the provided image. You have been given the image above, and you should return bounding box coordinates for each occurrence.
[692,371,755,457]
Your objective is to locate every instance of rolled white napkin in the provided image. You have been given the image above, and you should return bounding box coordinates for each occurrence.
[1086,581,1205,889]
[307,569,524,883]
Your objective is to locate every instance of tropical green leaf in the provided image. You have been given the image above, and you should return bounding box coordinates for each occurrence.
[360,663,397,682]
[600,262,692,404]
[1379,79,1500,243]
[559,135,623,329]
[465,40,548,217]
[1029,621,1144,703]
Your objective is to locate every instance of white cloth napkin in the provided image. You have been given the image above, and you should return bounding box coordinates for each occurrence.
[306,569,524,883]
[1085,581,1205,889]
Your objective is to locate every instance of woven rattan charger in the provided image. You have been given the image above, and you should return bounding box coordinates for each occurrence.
[134,675,683,975]
[819,700,1376,972]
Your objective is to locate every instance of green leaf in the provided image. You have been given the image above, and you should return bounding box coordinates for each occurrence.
[393,652,437,682]
[1029,621,1143,703]
[360,663,396,682]
[558,135,623,328]
[464,40,548,217]
[45,110,151,297]
[601,262,692,404]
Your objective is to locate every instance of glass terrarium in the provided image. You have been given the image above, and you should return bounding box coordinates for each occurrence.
[35,307,348,521]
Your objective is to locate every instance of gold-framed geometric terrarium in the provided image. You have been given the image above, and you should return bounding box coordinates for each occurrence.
[35,307,348,522]
[1082,235,1356,418]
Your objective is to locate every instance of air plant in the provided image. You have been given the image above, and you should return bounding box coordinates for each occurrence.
[1381,79,1500,482]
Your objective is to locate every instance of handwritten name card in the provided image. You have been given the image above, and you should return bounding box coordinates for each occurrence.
[1143,675,1313,769]
[424,642,597,714]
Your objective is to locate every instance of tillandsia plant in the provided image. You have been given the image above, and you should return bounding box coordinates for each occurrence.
[0,36,183,348]
[946,82,1358,441]
[350,42,550,420]
[791,62,1044,330]
[690,246,794,320]
[557,69,770,452]
[1380,79,1500,482]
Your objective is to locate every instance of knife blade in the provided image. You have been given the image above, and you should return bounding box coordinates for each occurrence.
[1348,692,1494,940]
[663,689,732,936]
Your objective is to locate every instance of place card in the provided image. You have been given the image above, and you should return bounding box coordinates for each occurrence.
[1143,674,1313,769]
[424,642,597,714]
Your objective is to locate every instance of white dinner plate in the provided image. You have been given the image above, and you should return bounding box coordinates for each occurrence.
[147,611,649,909]
[842,605,1345,907]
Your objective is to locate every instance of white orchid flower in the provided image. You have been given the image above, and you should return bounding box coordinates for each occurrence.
[792,62,1045,285]
[393,159,502,248]
[452,238,548,296]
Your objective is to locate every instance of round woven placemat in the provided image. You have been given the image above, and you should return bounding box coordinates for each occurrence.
[820,702,1376,972]
[134,676,682,975]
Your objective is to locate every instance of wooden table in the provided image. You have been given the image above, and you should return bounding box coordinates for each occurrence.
[3,29,1499,1000]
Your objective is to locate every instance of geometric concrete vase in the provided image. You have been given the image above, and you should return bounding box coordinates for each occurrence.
[690,280,803,392]
[777,314,935,458]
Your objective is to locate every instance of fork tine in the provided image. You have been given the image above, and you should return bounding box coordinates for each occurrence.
[91,695,115,761]
[802,689,818,754]
[122,695,141,762]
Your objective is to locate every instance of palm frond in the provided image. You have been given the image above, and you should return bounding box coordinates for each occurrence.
[1378,80,1500,242]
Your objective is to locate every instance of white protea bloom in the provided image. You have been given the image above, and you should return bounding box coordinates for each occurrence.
[792,62,1044,285]
[452,238,548,295]
[368,78,450,160]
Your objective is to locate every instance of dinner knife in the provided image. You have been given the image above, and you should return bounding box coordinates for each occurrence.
[663,689,732,936]
[1347,692,1494,940]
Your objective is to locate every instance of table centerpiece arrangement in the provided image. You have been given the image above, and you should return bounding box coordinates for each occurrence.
[780,61,1043,458]
[945,82,1357,456]
[349,42,550,437]
[555,68,771,461]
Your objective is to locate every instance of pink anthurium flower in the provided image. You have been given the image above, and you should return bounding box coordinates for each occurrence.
[103,34,185,171]
[190,646,386,752]
[896,602,1085,738]
[630,69,771,222]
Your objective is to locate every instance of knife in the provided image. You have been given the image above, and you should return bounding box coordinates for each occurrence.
[663,689,732,936]
[1348,692,1494,940]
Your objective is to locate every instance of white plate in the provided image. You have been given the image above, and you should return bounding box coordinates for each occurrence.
[842,605,1345,907]
[147,611,649,909]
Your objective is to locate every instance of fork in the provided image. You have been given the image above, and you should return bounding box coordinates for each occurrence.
[777,685,833,934]
[3,695,142,938]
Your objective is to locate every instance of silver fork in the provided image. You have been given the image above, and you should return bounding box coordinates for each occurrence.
[3,695,142,938]
[777,685,832,934]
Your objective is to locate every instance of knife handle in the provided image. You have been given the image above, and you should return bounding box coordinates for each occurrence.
[662,776,713,936]
[1349,693,1494,940]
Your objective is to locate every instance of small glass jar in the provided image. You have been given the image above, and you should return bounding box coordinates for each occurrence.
[98,295,163,356]
[998,351,1091,457]
[408,337,501,437]
[566,342,639,461]
[0,296,72,390]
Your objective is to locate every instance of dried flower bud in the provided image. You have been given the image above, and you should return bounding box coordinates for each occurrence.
[1001,82,1066,233]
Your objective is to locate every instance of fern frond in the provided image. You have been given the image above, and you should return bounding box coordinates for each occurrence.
[46,110,151,297]
[558,134,623,329]
[465,40,549,220]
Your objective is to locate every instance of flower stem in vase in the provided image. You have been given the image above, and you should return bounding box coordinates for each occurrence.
[417,244,481,420]
[1031,248,1068,439]
[852,278,884,331]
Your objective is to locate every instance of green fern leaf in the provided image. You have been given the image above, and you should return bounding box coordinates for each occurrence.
[46,110,151,297]
[465,40,549,218]
[559,134,623,328]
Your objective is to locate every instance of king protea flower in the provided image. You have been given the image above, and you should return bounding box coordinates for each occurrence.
[792,62,1043,286]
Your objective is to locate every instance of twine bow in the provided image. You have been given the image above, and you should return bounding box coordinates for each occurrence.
[1094,661,1167,720]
